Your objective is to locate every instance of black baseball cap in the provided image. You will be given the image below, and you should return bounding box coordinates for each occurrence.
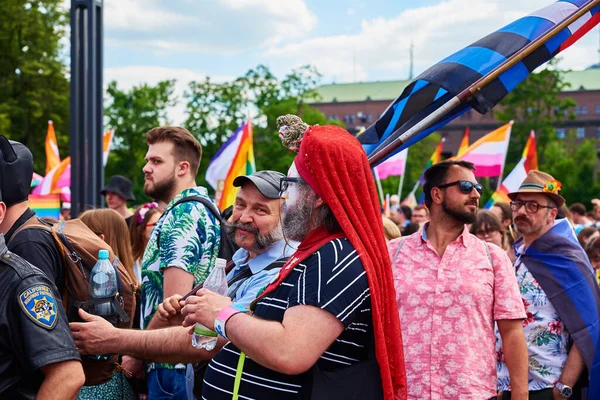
[233,170,285,199]
[0,135,34,207]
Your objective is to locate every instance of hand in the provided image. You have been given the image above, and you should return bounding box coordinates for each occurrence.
[181,288,233,332]
[70,309,118,354]
[120,355,144,379]
[553,387,562,400]
[157,294,184,326]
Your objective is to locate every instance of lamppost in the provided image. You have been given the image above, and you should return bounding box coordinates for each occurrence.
[70,0,103,217]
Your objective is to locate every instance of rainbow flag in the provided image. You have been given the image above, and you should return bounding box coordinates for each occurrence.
[45,120,61,175]
[419,137,446,185]
[485,130,537,208]
[457,127,470,158]
[401,191,417,209]
[29,194,61,219]
[31,172,44,188]
[206,121,256,210]
[455,121,512,177]
[374,148,408,180]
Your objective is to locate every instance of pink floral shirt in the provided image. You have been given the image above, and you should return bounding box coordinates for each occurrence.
[388,224,525,400]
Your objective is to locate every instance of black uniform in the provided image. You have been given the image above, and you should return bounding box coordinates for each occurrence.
[5,208,65,294]
[0,234,80,399]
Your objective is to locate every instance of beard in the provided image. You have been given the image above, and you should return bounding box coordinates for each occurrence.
[144,173,176,203]
[514,214,546,236]
[442,198,478,224]
[224,220,284,254]
[282,198,314,242]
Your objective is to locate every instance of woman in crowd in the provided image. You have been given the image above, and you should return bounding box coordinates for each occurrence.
[470,210,510,256]
[585,236,600,285]
[577,226,599,248]
[130,202,162,283]
[78,208,137,400]
[382,216,401,242]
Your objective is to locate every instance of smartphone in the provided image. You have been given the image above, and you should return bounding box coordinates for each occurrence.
[180,282,204,301]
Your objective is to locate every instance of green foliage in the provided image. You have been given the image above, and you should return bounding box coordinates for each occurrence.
[0,0,70,174]
[495,61,599,205]
[183,65,340,192]
[104,80,177,202]
[495,60,576,174]
[378,133,442,202]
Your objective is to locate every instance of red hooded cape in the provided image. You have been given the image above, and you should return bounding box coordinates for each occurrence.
[294,124,407,400]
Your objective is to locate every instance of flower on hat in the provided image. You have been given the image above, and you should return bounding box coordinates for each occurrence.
[137,202,158,224]
[543,180,562,194]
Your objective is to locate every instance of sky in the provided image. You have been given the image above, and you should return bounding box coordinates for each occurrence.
[89,0,600,124]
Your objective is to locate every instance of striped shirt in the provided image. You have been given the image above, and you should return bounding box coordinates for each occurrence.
[202,237,372,399]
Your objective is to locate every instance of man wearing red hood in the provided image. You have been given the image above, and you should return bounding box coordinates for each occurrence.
[180,115,406,399]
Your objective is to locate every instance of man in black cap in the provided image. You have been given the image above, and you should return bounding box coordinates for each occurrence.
[71,170,297,396]
[101,175,135,225]
[0,140,85,399]
[0,136,67,294]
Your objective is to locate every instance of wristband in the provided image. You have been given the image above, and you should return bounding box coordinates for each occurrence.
[214,304,249,340]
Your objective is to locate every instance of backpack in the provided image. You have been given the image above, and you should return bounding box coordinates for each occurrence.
[159,195,239,262]
[8,217,136,386]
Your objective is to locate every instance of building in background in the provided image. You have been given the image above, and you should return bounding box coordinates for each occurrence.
[310,66,600,159]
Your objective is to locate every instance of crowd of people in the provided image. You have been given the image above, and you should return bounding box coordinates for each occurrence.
[1,116,599,400]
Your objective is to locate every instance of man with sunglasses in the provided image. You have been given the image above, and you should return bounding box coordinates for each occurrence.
[389,160,528,400]
[496,170,600,400]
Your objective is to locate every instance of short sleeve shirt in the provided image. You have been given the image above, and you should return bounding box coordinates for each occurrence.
[203,237,373,399]
[389,225,525,400]
[496,253,569,392]
[0,248,80,399]
[140,187,220,370]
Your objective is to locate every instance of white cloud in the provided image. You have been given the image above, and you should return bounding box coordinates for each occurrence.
[104,66,234,125]
[263,0,598,83]
[104,0,316,54]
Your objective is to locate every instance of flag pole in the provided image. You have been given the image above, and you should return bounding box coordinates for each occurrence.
[373,168,385,206]
[368,0,600,167]
[397,172,406,199]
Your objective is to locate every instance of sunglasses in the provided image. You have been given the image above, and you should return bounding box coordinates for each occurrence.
[279,176,301,193]
[437,180,483,194]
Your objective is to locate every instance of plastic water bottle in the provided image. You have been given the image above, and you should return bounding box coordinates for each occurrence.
[192,258,228,350]
[88,249,118,316]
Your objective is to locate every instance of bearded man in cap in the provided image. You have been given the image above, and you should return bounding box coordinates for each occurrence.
[179,115,406,399]
[497,171,600,400]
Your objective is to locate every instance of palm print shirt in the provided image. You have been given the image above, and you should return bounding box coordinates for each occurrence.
[389,225,525,400]
[496,248,569,392]
[141,187,220,370]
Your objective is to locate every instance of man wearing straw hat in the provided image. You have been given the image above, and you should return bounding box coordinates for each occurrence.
[497,170,600,399]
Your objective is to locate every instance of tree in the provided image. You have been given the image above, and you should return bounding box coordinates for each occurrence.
[104,80,177,202]
[495,60,576,175]
[184,65,341,192]
[0,0,70,174]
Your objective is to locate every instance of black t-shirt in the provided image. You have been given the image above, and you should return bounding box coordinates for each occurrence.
[0,241,80,399]
[202,237,373,399]
[5,209,65,294]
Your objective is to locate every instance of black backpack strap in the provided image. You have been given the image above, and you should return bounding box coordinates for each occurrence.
[157,195,224,248]
[227,257,289,300]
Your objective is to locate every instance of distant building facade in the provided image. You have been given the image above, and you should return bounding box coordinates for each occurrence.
[310,67,600,158]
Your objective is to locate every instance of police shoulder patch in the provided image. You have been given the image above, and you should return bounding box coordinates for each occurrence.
[19,284,58,329]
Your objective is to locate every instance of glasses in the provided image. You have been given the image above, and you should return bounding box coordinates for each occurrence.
[280,177,300,193]
[437,180,483,194]
[510,200,555,213]
[475,229,500,238]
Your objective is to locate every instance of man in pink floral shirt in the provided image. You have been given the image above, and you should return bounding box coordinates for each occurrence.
[389,160,527,400]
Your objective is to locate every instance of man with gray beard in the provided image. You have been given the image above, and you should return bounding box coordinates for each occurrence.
[70,170,297,394]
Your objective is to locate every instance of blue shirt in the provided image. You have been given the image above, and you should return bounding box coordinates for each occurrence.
[227,239,298,307]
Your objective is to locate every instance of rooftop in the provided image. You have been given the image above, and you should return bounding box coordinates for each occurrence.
[311,67,600,104]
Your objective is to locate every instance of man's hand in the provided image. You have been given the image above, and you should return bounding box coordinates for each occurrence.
[157,294,184,326]
[70,309,118,354]
[121,355,144,379]
[181,289,233,331]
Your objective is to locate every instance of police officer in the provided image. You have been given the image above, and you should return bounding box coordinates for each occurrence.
[0,170,84,398]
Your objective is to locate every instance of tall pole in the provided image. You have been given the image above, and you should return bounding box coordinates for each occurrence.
[70,0,104,217]
[397,173,406,200]
[409,40,414,80]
